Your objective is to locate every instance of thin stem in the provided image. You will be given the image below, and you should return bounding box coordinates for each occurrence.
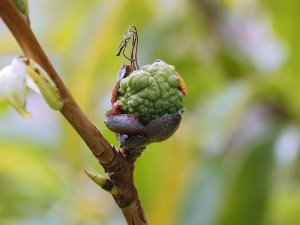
[0,0,113,164]
[116,25,139,70]
[0,1,148,224]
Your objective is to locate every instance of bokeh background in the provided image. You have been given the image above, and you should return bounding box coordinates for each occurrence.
[1,0,300,224]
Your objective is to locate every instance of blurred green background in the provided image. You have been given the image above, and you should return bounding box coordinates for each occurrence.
[1,0,300,224]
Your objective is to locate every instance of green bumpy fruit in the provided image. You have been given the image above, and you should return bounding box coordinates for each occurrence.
[117,60,184,123]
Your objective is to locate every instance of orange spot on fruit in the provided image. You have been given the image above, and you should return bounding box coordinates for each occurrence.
[176,72,186,96]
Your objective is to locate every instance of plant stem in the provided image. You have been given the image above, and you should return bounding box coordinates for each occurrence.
[0,1,148,224]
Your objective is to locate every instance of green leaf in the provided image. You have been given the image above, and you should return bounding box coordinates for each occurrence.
[176,158,230,225]
[215,134,277,225]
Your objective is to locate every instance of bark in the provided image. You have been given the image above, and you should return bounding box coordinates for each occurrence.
[0,1,148,224]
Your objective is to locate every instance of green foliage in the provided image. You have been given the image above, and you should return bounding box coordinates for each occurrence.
[216,135,276,225]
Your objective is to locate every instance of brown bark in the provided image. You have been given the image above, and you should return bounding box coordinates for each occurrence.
[0,0,147,224]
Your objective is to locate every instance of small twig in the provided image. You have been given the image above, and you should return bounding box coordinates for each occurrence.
[0,0,114,163]
[0,1,148,224]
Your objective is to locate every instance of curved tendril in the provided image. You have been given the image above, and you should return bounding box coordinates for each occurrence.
[116,25,139,70]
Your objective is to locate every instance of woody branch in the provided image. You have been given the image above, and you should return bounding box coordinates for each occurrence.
[0,0,147,224]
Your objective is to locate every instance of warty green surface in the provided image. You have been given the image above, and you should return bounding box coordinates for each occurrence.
[117,60,184,123]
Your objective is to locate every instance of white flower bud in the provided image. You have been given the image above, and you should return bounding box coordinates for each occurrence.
[0,56,64,118]
[0,58,31,118]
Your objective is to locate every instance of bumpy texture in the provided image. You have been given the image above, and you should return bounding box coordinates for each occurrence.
[117,60,184,123]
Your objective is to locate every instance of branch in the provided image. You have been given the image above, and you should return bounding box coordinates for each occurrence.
[0,1,147,224]
[0,0,114,164]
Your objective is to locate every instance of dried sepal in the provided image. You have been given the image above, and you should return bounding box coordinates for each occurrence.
[144,110,183,142]
[105,110,183,148]
[104,114,145,135]
[117,134,149,149]
[111,65,134,105]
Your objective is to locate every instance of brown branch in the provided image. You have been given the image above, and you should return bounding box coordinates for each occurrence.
[0,0,147,224]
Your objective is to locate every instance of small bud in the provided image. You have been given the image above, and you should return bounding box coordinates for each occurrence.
[0,57,64,118]
[85,170,119,195]
[20,57,64,110]
[11,0,29,17]
[0,58,30,118]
